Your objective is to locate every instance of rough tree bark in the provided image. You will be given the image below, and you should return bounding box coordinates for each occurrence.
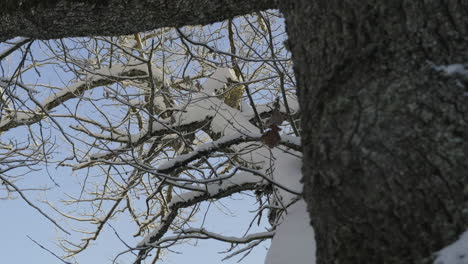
[1,1,467,263]
[280,1,468,263]
[0,0,275,41]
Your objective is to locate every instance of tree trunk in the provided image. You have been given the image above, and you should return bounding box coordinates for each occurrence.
[280,0,467,263]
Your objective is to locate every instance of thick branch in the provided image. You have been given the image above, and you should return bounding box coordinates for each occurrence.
[0,68,149,132]
[0,0,277,42]
[134,172,266,263]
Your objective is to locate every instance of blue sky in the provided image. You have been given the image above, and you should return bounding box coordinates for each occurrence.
[0,15,288,262]
[0,118,269,263]
[0,176,270,264]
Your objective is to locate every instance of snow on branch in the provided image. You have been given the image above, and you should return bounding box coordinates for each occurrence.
[72,92,301,169]
[0,59,165,132]
[243,94,300,120]
[40,58,162,110]
[0,110,43,130]
[156,131,261,173]
[53,65,303,264]
[134,172,266,264]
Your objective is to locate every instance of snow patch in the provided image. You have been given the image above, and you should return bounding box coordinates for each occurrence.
[242,95,300,121]
[137,223,162,247]
[265,200,316,264]
[202,67,237,96]
[281,135,301,147]
[434,231,468,264]
[433,64,468,78]
[271,149,302,204]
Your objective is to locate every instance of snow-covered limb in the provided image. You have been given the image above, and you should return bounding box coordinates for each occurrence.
[138,166,256,193]
[72,67,300,172]
[167,172,264,206]
[135,172,266,263]
[223,240,264,261]
[157,131,260,172]
[278,134,301,150]
[39,58,159,110]
[0,59,164,132]
[201,67,238,96]
[0,110,43,130]
[0,78,45,131]
[242,94,300,120]
[73,127,300,171]
[71,114,207,145]
[131,68,303,262]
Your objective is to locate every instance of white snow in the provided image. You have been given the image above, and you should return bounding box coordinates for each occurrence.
[202,67,237,96]
[270,148,302,204]
[240,98,253,113]
[434,231,468,264]
[15,111,35,121]
[156,134,244,171]
[171,95,257,137]
[39,58,166,109]
[157,152,193,171]
[265,200,316,264]
[434,64,468,78]
[0,111,36,127]
[280,135,301,148]
[171,98,215,126]
[209,102,257,136]
[167,172,263,207]
[241,95,300,121]
[137,223,162,247]
[153,95,166,109]
[137,66,311,264]
[40,82,84,107]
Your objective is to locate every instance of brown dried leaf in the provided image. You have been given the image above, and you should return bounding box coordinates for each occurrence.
[261,125,282,148]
